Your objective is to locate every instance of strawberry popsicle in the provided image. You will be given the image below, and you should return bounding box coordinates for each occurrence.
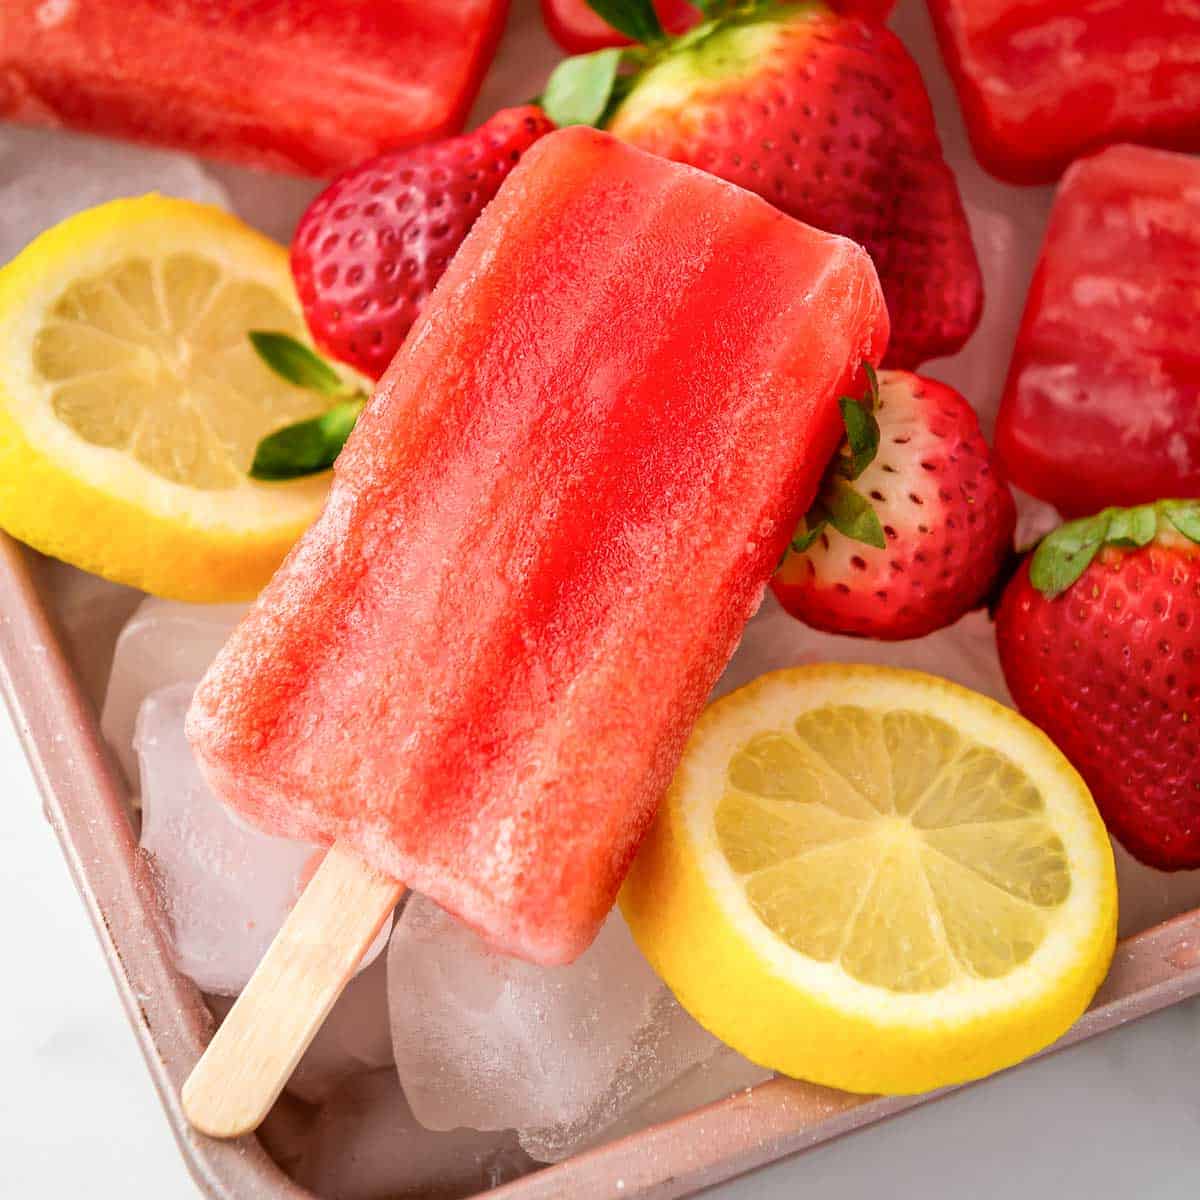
[188,128,888,966]
[0,0,508,176]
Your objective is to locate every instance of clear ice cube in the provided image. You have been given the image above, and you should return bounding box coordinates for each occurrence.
[103,597,248,792]
[389,897,729,1160]
[518,997,768,1163]
[286,951,395,1105]
[136,682,387,994]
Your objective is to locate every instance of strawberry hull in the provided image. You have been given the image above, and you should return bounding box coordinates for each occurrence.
[0,0,509,176]
[927,0,1200,184]
[996,145,1200,517]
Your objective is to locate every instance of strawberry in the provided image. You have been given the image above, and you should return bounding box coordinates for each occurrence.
[544,0,979,368]
[996,502,1200,870]
[291,105,555,380]
[773,370,1016,640]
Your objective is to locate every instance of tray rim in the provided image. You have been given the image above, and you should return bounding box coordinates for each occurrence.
[3,529,1199,1200]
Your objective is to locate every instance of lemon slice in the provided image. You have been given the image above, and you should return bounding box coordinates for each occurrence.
[621,665,1116,1095]
[0,195,336,601]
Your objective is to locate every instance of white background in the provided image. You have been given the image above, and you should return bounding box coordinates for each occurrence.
[3,698,1199,1197]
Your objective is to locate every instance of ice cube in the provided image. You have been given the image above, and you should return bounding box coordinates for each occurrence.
[720,593,1010,706]
[294,1069,536,1200]
[136,682,387,994]
[518,997,765,1163]
[103,597,248,792]
[593,1044,773,1152]
[286,951,395,1105]
[0,123,228,264]
[390,898,719,1147]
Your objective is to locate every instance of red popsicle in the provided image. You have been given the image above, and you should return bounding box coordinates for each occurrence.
[0,0,509,175]
[927,0,1200,184]
[996,144,1200,517]
[188,127,889,969]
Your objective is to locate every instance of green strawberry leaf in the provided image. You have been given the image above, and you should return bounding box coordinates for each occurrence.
[822,478,886,550]
[1105,503,1158,547]
[1164,500,1200,544]
[250,331,347,398]
[836,394,880,481]
[541,48,624,128]
[1030,498,1200,597]
[250,398,365,481]
[1029,511,1111,597]
[790,505,829,553]
[586,0,665,43]
[786,362,886,557]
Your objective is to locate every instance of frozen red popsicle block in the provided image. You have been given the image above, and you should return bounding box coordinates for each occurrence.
[0,0,509,176]
[926,0,1200,184]
[996,144,1200,517]
[188,127,888,967]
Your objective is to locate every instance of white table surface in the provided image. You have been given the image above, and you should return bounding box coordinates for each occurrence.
[3,695,1199,1198]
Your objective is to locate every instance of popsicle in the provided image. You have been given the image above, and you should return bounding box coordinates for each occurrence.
[996,144,1200,516]
[927,0,1200,184]
[183,127,888,1134]
[0,0,509,175]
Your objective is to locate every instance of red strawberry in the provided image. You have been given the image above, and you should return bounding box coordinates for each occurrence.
[594,2,980,367]
[541,0,700,53]
[291,105,556,380]
[773,370,1016,639]
[996,502,1200,870]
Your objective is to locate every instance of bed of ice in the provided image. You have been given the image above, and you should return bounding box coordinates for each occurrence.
[9,2,1200,1198]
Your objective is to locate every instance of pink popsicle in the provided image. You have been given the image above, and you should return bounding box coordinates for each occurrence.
[188,128,888,966]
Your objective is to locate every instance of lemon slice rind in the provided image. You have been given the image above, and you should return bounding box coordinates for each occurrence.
[0,196,334,601]
[621,664,1117,1095]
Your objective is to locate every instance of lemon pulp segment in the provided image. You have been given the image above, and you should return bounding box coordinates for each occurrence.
[33,253,321,488]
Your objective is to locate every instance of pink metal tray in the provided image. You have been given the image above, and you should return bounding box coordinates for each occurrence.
[4,528,1200,1200]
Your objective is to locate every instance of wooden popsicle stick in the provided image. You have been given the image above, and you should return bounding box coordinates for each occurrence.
[182,840,404,1139]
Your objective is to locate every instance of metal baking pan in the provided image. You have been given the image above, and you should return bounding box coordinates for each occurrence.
[3,525,1200,1200]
